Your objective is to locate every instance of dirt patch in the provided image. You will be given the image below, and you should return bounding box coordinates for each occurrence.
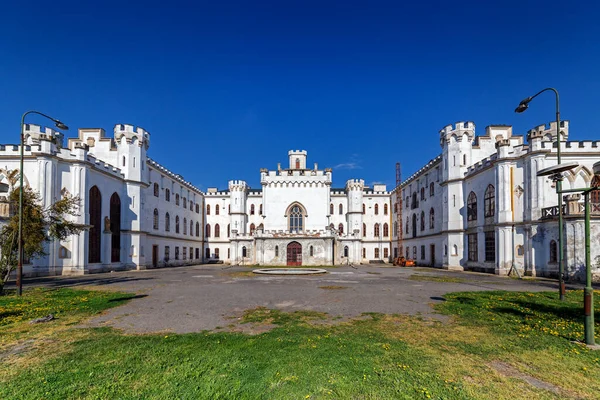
[0,340,35,361]
[489,361,567,396]
[318,285,348,290]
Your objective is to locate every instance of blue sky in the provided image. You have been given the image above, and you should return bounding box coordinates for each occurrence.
[1,1,599,190]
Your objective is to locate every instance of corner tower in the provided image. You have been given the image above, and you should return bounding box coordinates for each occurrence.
[229,180,249,234]
[346,179,364,236]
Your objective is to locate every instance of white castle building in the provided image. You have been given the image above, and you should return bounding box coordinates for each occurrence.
[0,119,599,280]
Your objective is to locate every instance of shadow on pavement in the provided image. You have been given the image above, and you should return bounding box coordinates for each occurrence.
[4,276,155,289]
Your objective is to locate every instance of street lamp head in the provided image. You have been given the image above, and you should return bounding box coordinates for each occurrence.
[536,162,579,177]
[54,121,69,130]
[515,97,533,113]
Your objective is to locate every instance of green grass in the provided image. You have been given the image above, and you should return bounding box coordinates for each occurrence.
[1,288,600,399]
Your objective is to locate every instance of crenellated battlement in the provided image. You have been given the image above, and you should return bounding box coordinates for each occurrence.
[205,191,230,196]
[400,155,443,189]
[148,158,203,194]
[526,121,569,143]
[288,150,308,155]
[23,124,64,147]
[465,154,497,176]
[439,121,476,146]
[345,178,364,191]
[87,154,124,178]
[541,140,600,152]
[228,180,249,192]
[114,123,151,149]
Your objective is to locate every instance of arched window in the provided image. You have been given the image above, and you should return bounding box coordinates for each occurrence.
[591,176,600,203]
[123,156,126,167]
[339,204,343,215]
[430,182,435,196]
[242,246,247,258]
[362,204,365,214]
[394,203,398,213]
[251,204,255,215]
[344,246,348,257]
[250,223,255,234]
[374,204,379,215]
[153,183,159,197]
[216,204,220,215]
[484,185,495,217]
[195,222,199,237]
[420,187,425,200]
[183,197,187,208]
[196,204,200,213]
[165,213,170,231]
[467,191,477,221]
[420,211,425,231]
[176,216,180,233]
[289,204,304,232]
[430,208,435,229]
[330,204,334,214]
[205,223,211,237]
[175,194,180,205]
[110,193,121,262]
[363,223,366,236]
[165,188,170,202]
[206,204,210,215]
[183,218,187,235]
[374,223,380,237]
[259,204,263,215]
[310,246,314,256]
[383,223,389,237]
[275,246,279,257]
[153,209,159,230]
[550,240,557,262]
[338,223,344,234]
[384,204,388,215]
[463,154,467,165]
[215,224,220,238]
[227,224,230,237]
[295,158,300,169]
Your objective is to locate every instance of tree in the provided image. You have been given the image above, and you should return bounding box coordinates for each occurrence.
[0,181,85,295]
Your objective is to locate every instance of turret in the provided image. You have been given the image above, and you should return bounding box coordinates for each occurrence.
[439,121,475,181]
[228,180,248,234]
[288,150,307,170]
[346,179,364,237]
[114,124,150,182]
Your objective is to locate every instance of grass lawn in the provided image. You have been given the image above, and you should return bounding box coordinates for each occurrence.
[1,288,599,399]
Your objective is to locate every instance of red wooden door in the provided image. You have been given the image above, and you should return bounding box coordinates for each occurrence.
[287,242,302,266]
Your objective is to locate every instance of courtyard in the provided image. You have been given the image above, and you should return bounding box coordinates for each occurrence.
[2,265,600,399]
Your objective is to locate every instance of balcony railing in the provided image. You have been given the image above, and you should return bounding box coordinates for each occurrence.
[541,202,600,219]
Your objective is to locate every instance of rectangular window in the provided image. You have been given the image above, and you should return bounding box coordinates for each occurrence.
[421,245,425,260]
[374,248,380,259]
[384,248,389,258]
[164,246,170,261]
[215,248,220,259]
[190,247,193,260]
[183,247,187,260]
[485,231,495,262]
[362,248,366,258]
[468,234,478,262]
[175,246,180,260]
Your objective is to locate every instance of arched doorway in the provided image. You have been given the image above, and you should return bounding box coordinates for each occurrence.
[110,193,121,262]
[88,186,102,263]
[287,241,302,266]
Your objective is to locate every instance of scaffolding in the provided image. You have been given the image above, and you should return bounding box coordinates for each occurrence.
[395,162,403,260]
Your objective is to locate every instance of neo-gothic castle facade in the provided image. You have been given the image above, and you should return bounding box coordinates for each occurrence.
[0,120,598,280]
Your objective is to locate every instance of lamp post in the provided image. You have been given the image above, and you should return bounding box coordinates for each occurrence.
[515,88,567,300]
[17,111,68,296]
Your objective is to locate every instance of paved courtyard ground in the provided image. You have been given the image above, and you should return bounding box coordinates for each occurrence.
[14,265,565,334]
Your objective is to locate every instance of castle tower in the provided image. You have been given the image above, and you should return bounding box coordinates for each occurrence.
[229,180,249,234]
[345,179,364,237]
[114,124,150,183]
[439,121,475,270]
[288,150,307,170]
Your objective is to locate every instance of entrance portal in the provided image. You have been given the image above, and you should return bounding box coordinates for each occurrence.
[287,241,302,266]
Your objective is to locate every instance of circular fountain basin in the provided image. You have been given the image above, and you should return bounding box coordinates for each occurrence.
[252,268,327,275]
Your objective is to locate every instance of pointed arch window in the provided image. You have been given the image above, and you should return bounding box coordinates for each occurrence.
[216,204,220,215]
[175,194,180,206]
[549,240,558,262]
[153,209,159,230]
[250,223,255,234]
[288,204,304,232]
[165,213,170,232]
[176,216,180,233]
[420,211,425,231]
[251,204,255,215]
[206,204,210,215]
[430,182,435,196]
[420,187,425,200]
[183,197,187,208]
[384,204,388,215]
[205,223,211,238]
[374,223,380,237]
[295,158,300,169]
[338,223,344,234]
[330,203,334,215]
[153,183,159,197]
[484,185,495,217]
[374,204,379,215]
[165,188,170,202]
[215,224,220,238]
[110,193,121,262]
[339,204,343,215]
[467,191,478,221]
[383,223,389,237]
[183,218,187,235]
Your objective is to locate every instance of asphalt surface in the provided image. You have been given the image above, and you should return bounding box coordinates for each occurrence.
[10,265,569,334]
